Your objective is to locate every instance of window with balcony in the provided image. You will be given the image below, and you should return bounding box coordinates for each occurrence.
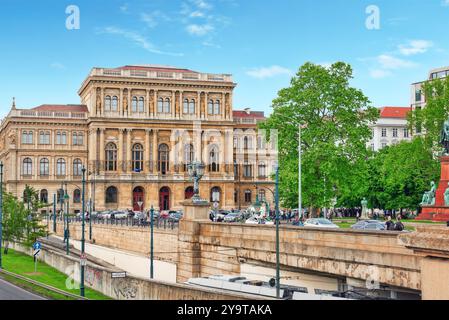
[158,144,169,174]
[209,145,219,172]
[22,158,32,176]
[105,143,117,171]
[40,158,49,176]
[56,158,66,176]
[184,144,194,171]
[132,144,144,172]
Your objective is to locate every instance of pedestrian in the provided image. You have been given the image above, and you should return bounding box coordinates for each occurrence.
[394,215,405,231]
[385,216,395,231]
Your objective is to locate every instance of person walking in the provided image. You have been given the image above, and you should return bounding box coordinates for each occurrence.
[385,216,395,231]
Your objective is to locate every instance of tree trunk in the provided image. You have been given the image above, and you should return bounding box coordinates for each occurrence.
[4,241,9,255]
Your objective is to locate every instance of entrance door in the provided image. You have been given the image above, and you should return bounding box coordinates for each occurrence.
[133,187,144,211]
[185,186,194,200]
[159,187,170,211]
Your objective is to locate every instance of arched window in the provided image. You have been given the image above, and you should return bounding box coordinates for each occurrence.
[23,158,32,176]
[208,100,214,115]
[73,189,81,204]
[40,158,49,176]
[244,136,253,149]
[183,99,189,114]
[158,98,164,113]
[73,159,83,176]
[132,143,144,172]
[40,189,48,204]
[259,189,266,201]
[111,96,118,111]
[214,100,220,115]
[184,144,194,171]
[105,143,117,171]
[244,190,252,203]
[164,98,171,113]
[56,158,66,176]
[258,162,266,178]
[209,145,219,172]
[158,144,169,175]
[105,96,111,111]
[105,186,118,204]
[138,97,145,113]
[210,187,221,203]
[132,96,138,112]
[185,186,194,200]
[189,99,195,114]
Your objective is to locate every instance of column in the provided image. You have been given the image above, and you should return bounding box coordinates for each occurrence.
[152,129,158,173]
[118,129,124,173]
[101,87,105,117]
[145,129,151,172]
[204,92,208,120]
[202,131,209,173]
[119,89,124,116]
[88,128,96,172]
[146,90,150,118]
[220,130,225,173]
[169,130,175,174]
[180,91,184,118]
[99,128,105,173]
[153,90,158,118]
[197,91,201,119]
[126,129,132,172]
[221,92,225,119]
[171,91,176,119]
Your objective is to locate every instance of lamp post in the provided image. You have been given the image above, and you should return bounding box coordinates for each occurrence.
[298,124,302,220]
[0,162,3,270]
[275,164,280,299]
[80,167,86,297]
[53,193,56,233]
[64,182,70,256]
[150,205,154,279]
[88,198,92,241]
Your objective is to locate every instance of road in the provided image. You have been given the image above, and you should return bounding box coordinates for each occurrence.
[0,277,46,300]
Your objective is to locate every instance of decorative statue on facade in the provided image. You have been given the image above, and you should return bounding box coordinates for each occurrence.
[440,117,449,155]
[96,90,102,114]
[360,197,369,220]
[123,96,128,114]
[421,181,436,206]
[444,182,449,206]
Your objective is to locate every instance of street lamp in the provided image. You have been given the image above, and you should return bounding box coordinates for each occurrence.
[0,162,3,270]
[187,161,206,203]
[274,164,281,299]
[64,186,70,256]
[80,166,86,297]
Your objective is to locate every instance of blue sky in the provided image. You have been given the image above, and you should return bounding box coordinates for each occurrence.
[1,0,449,118]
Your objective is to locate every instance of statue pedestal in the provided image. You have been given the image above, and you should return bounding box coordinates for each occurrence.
[418,156,449,221]
[176,200,210,283]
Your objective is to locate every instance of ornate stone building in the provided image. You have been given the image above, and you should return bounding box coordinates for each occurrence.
[0,65,276,213]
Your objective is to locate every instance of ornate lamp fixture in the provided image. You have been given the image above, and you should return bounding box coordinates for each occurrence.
[187,161,207,204]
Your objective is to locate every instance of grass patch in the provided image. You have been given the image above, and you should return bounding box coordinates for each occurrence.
[1,249,111,300]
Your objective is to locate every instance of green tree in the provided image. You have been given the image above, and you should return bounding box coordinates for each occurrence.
[22,185,48,246]
[2,193,29,254]
[261,62,378,215]
[408,76,449,152]
[366,137,440,211]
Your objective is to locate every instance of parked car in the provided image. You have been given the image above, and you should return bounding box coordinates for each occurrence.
[351,220,386,230]
[304,218,340,229]
[97,210,113,219]
[210,210,227,222]
[223,212,241,223]
[111,211,128,219]
[169,211,183,221]
[133,211,146,221]
[160,210,170,219]
[245,216,260,224]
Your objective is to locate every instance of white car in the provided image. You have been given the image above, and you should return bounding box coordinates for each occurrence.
[245,216,260,224]
[304,218,339,229]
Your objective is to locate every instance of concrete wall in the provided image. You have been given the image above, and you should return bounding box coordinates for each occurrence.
[9,242,264,300]
[59,220,422,291]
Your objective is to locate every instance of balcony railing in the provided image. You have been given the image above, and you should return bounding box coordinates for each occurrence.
[89,67,233,83]
[6,109,88,120]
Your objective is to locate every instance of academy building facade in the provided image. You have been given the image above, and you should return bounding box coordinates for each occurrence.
[0,65,276,213]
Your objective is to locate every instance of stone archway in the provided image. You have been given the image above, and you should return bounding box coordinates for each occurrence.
[133,186,145,211]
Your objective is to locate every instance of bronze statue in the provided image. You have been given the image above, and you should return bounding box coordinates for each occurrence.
[440,118,449,155]
[421,181,436,206]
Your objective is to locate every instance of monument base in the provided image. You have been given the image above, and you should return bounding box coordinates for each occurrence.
[418,206,449,222]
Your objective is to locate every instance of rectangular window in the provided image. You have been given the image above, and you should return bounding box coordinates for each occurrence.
[40,132,50,145]
[392,128,398,138]
[381,128,387,137]
[403,128,409,138]
[243,163,252,177]
[415,90,422,102]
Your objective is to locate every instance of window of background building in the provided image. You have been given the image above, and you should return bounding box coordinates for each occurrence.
[415,89,422,102]
[105,143,117,171]
[393,128,398,138]
[209,146,219,172]
[381,128,387,137]
[244,190,252,203]
[39,131,50,145]
[22,131,33,144]
[56,158,66,176]
[73,189,81,203]
[105,186,118,203]
[132,144,144,172]
[73,159,83,176]
[158,144,169,174]
[258,162,266,178]
[243,162,252,177]
[40,189,48,204]
[403,128,409,138]
[112,96,118,111]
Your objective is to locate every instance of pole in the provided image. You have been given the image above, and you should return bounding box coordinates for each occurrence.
[80,167,86,297]
[89,198,92,241]
[298,124,302,219]
[53,194,56,233]
[0,162,3,269]
[275,165,280,299]
[64,183,69,256]
[150,205,154,279]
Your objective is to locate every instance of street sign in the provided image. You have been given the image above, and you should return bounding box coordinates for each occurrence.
[80,253,87,267]
[33,249,41,258]
[33,242,41,250]
[111,272,127,278]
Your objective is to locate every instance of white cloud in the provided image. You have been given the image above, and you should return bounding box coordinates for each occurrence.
[442,0,449,6]
[398,40,433,56]
[246,66,292,79]
[369,69,392,79]
[376,54,416,70]
[50,62,66,70]
[120,3,128,13]
[141,11,171,28]
[191,0,212,10]
[186,24,214,36]
[99,27,183,56]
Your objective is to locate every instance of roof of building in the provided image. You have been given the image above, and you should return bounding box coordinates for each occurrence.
[379,106,411,119]
[118,65,199,74]
[31,104,88,113]
[233,110,265,119]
